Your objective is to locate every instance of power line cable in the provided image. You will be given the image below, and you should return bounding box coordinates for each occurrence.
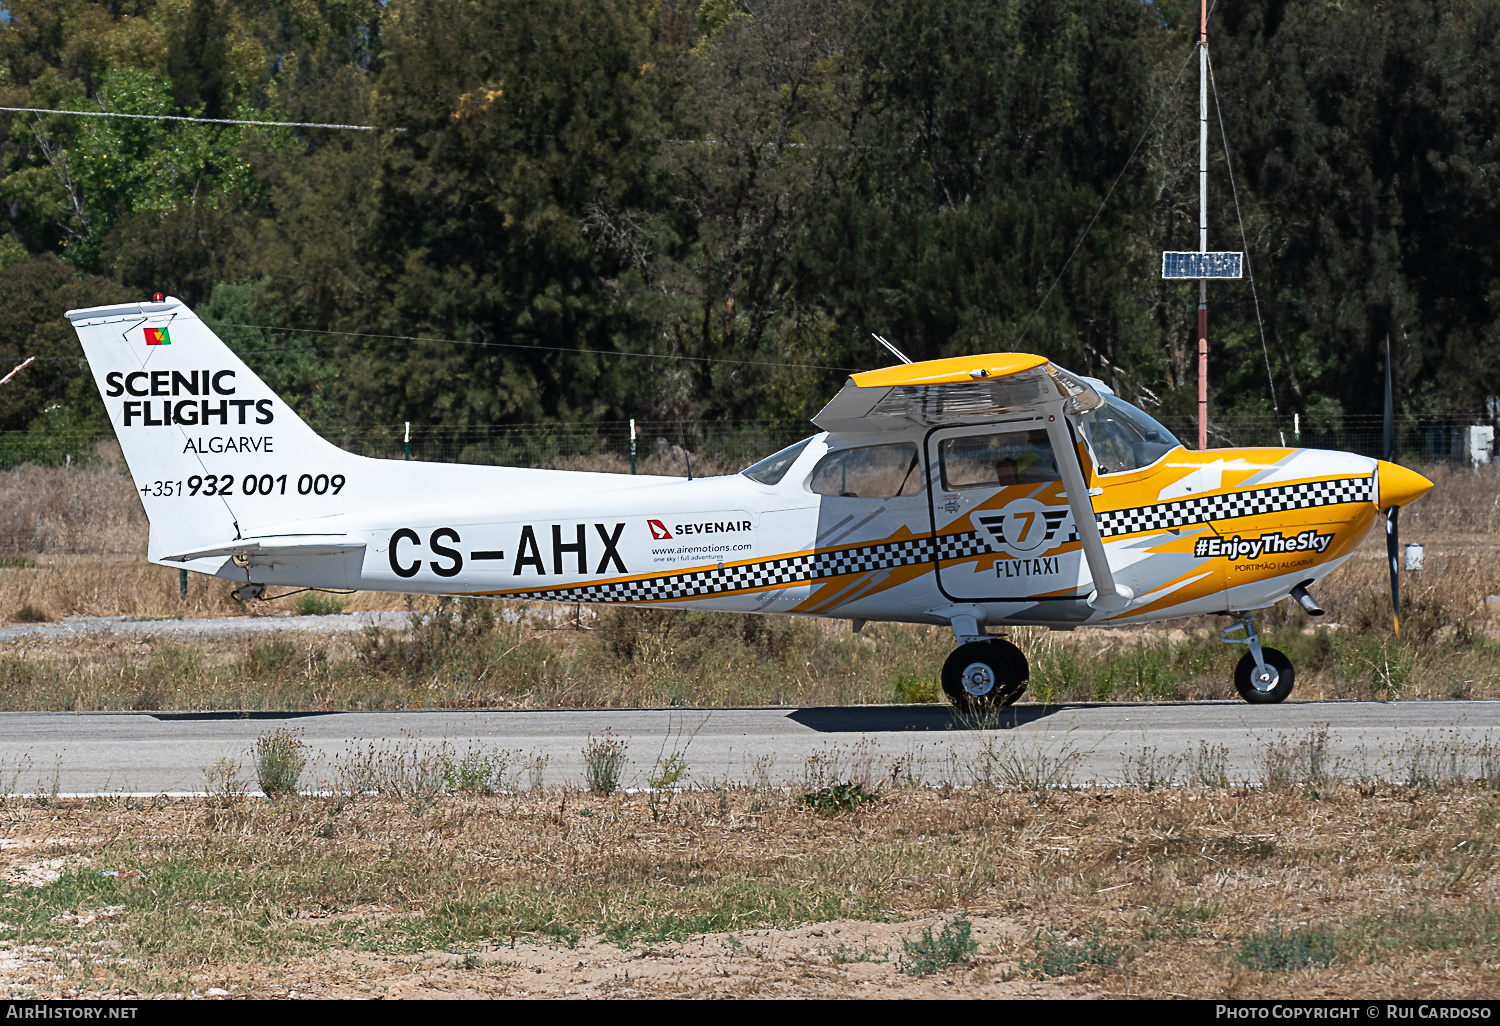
[203,319,859,373]
[0,105,403,131]
[1208,55,1285,446]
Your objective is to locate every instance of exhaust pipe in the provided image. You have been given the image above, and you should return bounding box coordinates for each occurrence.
[1291,583,1324,617]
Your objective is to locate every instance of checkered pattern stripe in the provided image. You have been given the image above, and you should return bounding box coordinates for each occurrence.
[496,532,980,604]
[1095,476,1373,539]
[489,476,1372,602]
[935,531,988,562]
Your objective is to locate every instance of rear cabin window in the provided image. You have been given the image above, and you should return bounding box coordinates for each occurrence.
[741,437,812,485]
[938,429,1061,490]
[808,443,923,498]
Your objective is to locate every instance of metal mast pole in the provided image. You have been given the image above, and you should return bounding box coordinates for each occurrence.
[1197,0,1209,450]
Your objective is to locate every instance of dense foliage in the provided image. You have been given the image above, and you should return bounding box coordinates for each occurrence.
[0,0,1495,454]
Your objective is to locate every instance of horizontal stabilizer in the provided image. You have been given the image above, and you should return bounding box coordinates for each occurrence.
[167,535,365,563]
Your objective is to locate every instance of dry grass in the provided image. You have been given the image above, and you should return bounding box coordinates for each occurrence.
[0,606,956,710]
[3,777,1500,998]
[1,458,1498,710]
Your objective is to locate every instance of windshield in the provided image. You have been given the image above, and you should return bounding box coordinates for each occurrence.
[1083,396,1182,474]
[741,437,813,485]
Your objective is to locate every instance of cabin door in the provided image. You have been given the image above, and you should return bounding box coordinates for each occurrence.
[925,422,1089,603]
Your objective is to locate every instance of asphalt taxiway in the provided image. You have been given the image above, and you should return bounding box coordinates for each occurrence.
[0,700,1494,794]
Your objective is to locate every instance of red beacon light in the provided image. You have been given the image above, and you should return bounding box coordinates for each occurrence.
[152,293,164,303]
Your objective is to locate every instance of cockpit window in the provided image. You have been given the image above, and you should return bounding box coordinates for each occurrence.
[808,443,923,498]
[1083,396,1182,474]
[741,437,812,485]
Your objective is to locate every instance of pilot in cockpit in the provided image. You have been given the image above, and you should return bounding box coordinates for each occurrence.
[994,439,1059,486]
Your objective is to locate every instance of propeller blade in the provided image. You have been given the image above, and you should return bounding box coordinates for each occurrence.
[1383,334,1395,463]
[1383,334,1399,636]
[1386,505,1400,638]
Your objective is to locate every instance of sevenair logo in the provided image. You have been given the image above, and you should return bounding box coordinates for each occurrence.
[648,519,673,540]
[1194,531,1333,560]
[673,519,751,535]
[144,327,171,346]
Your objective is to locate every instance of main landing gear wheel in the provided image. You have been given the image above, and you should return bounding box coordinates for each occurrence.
[993,637,1030,687]
[942,641,1026,713]
[1234,647,1295,704]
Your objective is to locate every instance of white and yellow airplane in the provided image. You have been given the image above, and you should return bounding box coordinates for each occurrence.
[69,297,1434,708]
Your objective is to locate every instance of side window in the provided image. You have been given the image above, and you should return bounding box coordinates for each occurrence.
[808,443,923,498]
[742,437,812,485]
[938,429,1060,490]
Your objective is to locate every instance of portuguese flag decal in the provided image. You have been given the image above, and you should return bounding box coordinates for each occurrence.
[144,327,171,346]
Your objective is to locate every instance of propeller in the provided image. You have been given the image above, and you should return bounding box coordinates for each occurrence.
[1383,334,1400,638]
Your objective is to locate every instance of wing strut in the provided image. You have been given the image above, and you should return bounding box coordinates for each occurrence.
[1044,409,1134,612]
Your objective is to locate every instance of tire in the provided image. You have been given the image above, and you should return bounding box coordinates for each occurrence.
[992,637,1030,686]
[942,641,1024,713]
[1234,648,1295,704]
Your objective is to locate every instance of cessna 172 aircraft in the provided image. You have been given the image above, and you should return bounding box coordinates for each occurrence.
[69,297,1434,709]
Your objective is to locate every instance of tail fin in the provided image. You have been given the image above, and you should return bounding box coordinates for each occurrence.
[68,297,356,564]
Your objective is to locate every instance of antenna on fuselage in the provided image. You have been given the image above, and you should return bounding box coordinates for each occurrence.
[870,333,913,365]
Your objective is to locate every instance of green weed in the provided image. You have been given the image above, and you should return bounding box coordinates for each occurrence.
[902,919,977,975]
[1020,928,1122,977]
[441,746,517,795]
[801,782,880,816]
[1236,925,1341,971]
[333,738,520,797]
[254,728,308,795]
[293,592,346,616]
[1333,633,1415,698]
[583,730,628,794]
[893,672,940,704]
[601,879,866,947]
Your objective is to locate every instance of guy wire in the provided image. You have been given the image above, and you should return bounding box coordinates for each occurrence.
[1209,55,1285,447]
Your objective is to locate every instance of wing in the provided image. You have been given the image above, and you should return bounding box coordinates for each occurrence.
[812,352,1107,432]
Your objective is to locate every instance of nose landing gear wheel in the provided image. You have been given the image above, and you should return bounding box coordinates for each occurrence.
[942,641,1025,713]
[1233,647,1295,704]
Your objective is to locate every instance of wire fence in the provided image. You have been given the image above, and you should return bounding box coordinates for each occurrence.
[2,414,1495,471]
[1155,413,1497,463]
